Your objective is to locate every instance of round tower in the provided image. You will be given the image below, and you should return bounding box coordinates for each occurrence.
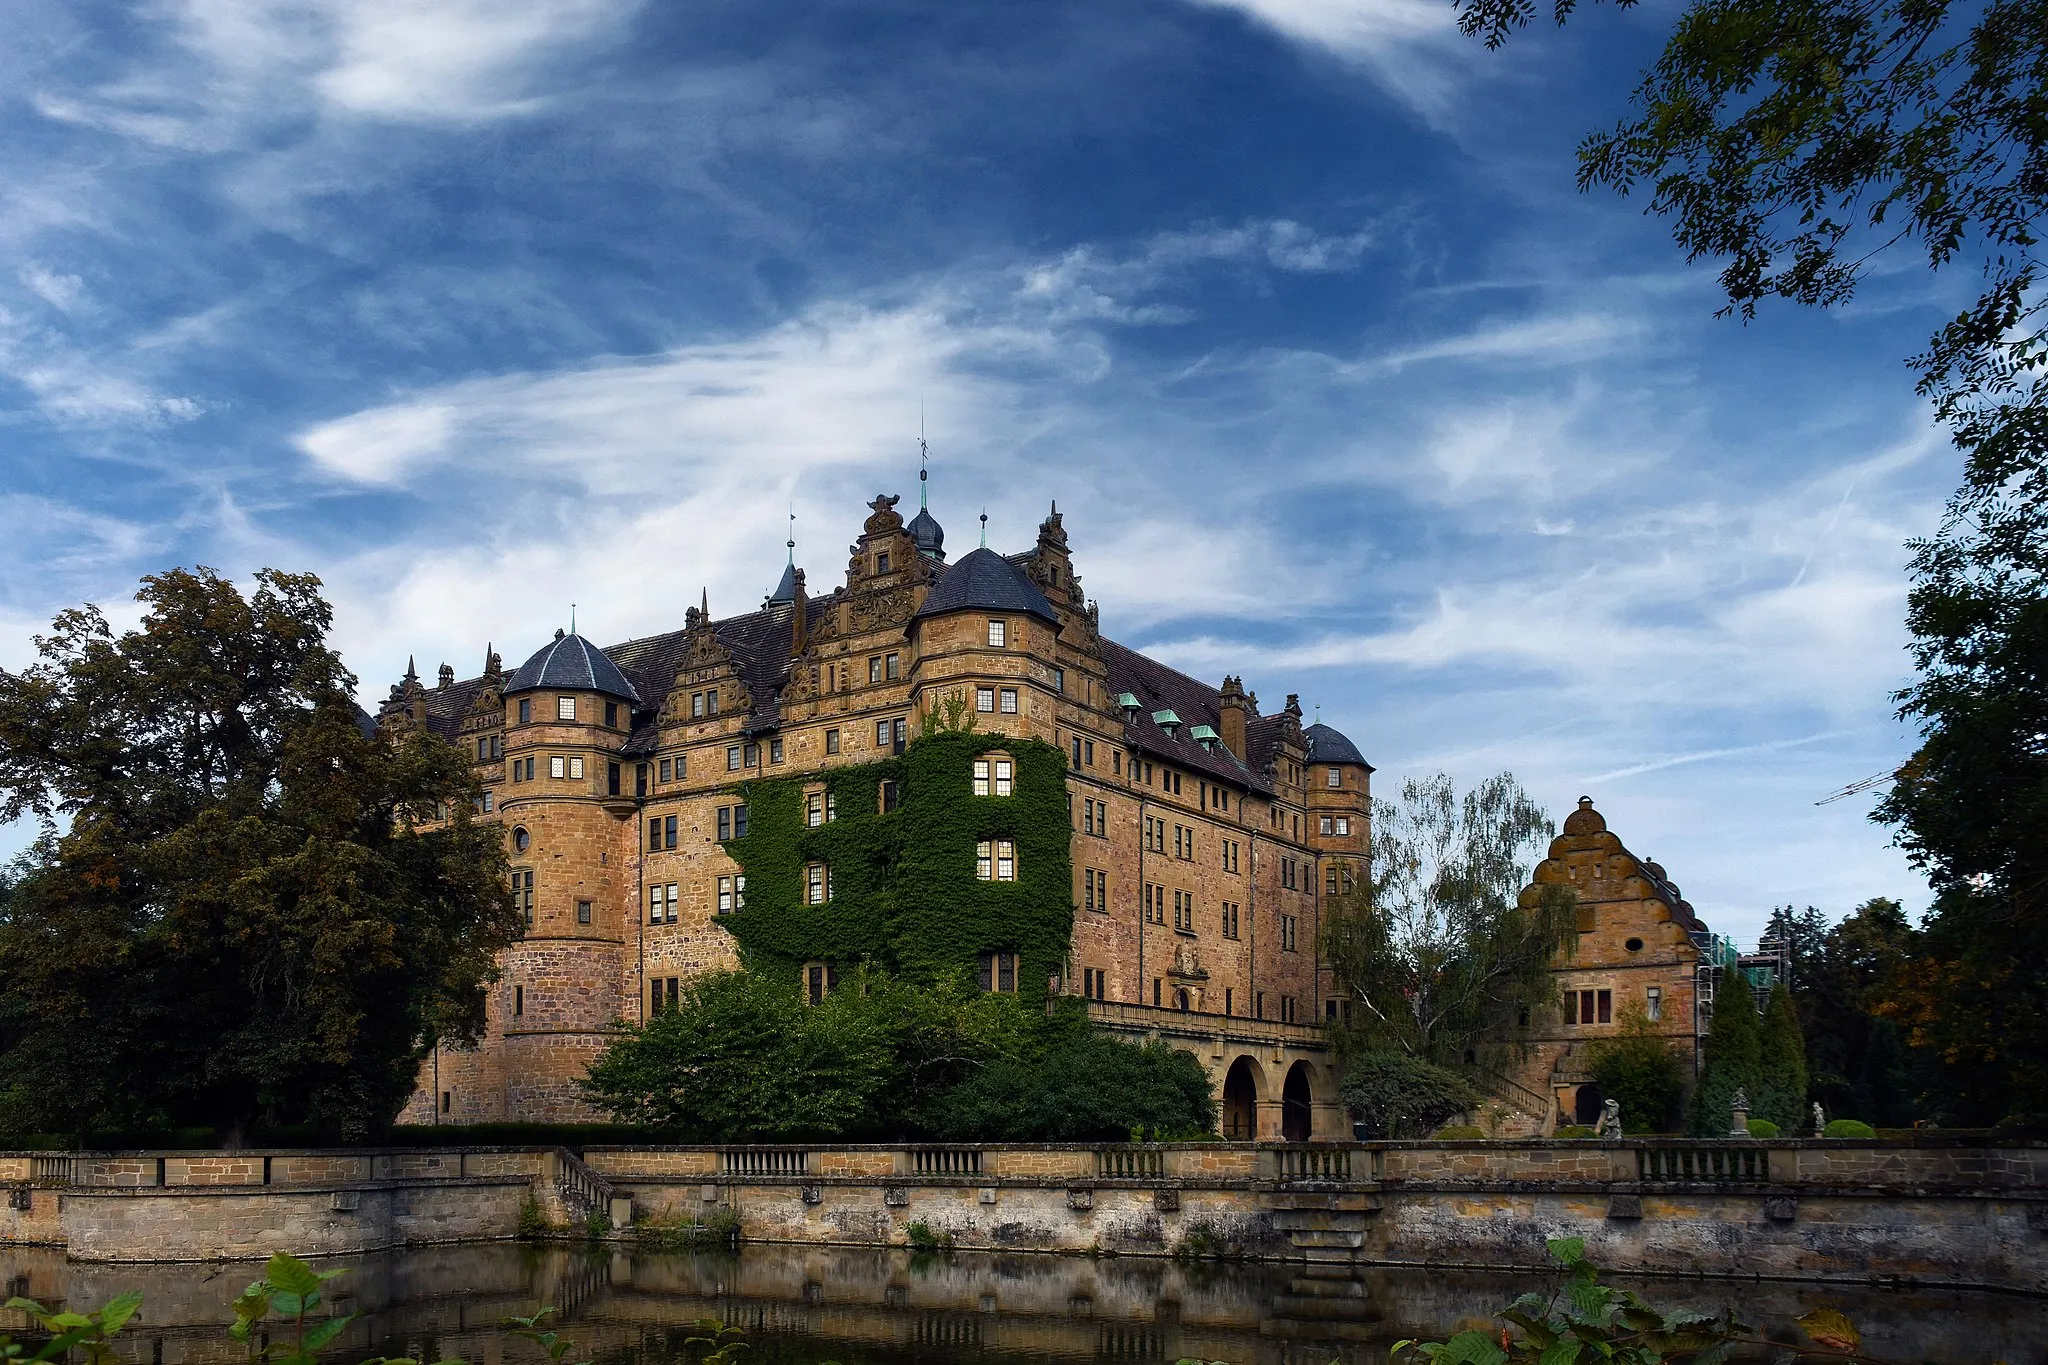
[497,627,640,1120]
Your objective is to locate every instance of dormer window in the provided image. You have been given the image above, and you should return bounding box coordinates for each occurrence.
[987,619,1007,647]
[557,696,576,721]
[876,550,891,574]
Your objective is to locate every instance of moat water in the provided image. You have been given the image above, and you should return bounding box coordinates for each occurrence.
[0,1244,2039,1365]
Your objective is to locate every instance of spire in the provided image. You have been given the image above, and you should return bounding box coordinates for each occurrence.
[570,603,576,636]
[404,654,418,682]
[979,508,988,548]
[701,587,709,616]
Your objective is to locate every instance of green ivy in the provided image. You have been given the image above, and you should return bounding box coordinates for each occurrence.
[719,733,1074,1004]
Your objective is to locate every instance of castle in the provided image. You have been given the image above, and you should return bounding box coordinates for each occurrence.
[381,488,1710,1139]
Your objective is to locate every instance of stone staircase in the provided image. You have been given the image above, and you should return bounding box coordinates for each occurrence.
[550,1149,618,1229]
[1266,1191,1381,1264]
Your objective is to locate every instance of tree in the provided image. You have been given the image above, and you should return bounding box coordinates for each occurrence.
[1455,0,2048,1126]
[0,568,519,1142]
[1323,772,1577,1077]
[1340,1050,1483,1139]
[1769,899,1919,1120]
[1755,983,1810,1132]
[1690,965,1762,1136]
[1588,1005,1688,1134]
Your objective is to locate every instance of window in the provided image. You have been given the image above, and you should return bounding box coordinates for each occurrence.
[1221,902,1240,939]
[884,652,900,681]
[1170,771,1181,795]
[826,727,840,754]
[1572,989,1614,1025]
[1153,979,1162,1006]
[979,952,1020,994]
[1081,797,1107,836]
[876,550,891,574]
[1280,996,1298,1024]
[1113,751,1121,775]
[972,757,1013,797]
[806,862,829,905]
[513,826,530,853]
[480,791,493,813]
[691,692,705,718]
[769,738,784,764]
[717,875,737,915]
[1000,688,1018,714]
[977,687,995,712]
[569,756,584,779]
[727,745,741,771]
[879,779,901,813]
[1083,868,1107,913]
[1224,987,1233,1016]
[652,977,681,1014]
[717,806,731,841]
[1221,839,1240,873]
[1319,815,1334,837]
[517,698,531,724]
[1071,737,1082,767]
[514,869,534,926]
[1083,739,1093,765]
[659,758,672,783]
[648,817,661,851]
[674,754,688,781]
[576,899,592,925]
[1082,967,1106,1001]
[807,791,825,827]
[1327,766,1341,788]
[805,962,838,1004]
[1173,889,1193,933]
[664,815,678,850]
[1335,816,1350,836]
[442,1091,452,1114]
[1143,882,1165,924]
[706,690,718,716]
[869,656,883,685]
[550,755,566,779]
[649,883,676,924]
[478,737,490,762]
[978,839,1016,881]
[514,984,524,1017]
[987,619,1007,647]
[1173,987,1191,1012]
[742,742,760,768]
[1326,864,1340,895]
[1280,913,1298,952]
[636,763,648,797]
[1055,666,1066,693]
[1255,991,1265,1020]
[605,701,618,728]
[558,696,576,721]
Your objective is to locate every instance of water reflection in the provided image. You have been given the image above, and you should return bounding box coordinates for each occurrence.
[0,1244,2038,1365]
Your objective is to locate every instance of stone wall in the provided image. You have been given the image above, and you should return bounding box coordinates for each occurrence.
[2,1139,2040,1289]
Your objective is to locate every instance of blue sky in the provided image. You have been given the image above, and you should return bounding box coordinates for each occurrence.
[0,0,1959,943]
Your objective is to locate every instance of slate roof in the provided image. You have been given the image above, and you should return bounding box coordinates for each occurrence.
[765,560,798,606]
[913,547,1059,626]
[1303,721,1372,771]
[506,632,643,703]
[408,548,1368,795]
[907,506,945,559]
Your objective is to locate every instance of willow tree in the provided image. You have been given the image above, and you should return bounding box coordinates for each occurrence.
[1322,772,1577,1078]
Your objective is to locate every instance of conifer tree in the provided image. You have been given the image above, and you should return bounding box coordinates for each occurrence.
[1754,983,1810,1132]
[1690,967,1762,1136]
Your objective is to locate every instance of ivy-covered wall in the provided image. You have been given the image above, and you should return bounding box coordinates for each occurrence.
[720,733,1074,1003]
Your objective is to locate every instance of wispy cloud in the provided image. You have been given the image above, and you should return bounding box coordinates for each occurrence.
[1578,732,1851,785]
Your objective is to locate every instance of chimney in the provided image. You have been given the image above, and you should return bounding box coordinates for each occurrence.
[791,569,808,658]
[1219,675,1248,760]
[437,662,454,689]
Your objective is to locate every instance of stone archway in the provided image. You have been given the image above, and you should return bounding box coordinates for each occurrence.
[1222,1056,1261,1139]
[1281,1060,1314,1142]
[1574,1083,1605,1127]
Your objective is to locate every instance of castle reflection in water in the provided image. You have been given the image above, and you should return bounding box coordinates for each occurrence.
[0,1245,2039,1365]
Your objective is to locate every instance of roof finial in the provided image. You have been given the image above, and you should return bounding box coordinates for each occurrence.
[787,505,797,563]
[979,508,988,548]
[570,603,576,636]
[701,586,709,617]
[919,402,930,510]
[405,654,417,681]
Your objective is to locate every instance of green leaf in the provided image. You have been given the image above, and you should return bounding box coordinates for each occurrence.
[301,1315,356,1352]
[1501,1310,1557,1350]
[1437,1330,1508,1365]
[270,1293,306,1318]
[97,1293,144,1336]
[1691,1341,1738,1365]
[1545,1237,1587,1268]
[1537,1339,1582,1365]
[266,1256,323,1299]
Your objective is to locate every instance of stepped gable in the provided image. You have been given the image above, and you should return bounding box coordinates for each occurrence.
[1303,721,1372,771]
[1098,637,1272,795]
[914,546,1059,626]
[1537,796,1706,933]
[506,631,642,704]
[606,594,838,751]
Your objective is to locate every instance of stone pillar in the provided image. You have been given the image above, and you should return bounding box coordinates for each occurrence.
[1256,1097,1287,1141]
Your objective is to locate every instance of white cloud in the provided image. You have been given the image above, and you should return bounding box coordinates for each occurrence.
[1182,0,1472,120]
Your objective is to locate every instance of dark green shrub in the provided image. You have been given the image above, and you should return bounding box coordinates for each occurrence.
[1433,1125,1486,1140]
[1553,1124,1596,1138]
[1340,1050,1479,1138]
[1824,1118,1876,1138]
[1587,1007,1688,1133]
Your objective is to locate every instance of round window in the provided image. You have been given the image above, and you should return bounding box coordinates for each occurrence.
[1624,936,1643,953]
[513,826,530,853]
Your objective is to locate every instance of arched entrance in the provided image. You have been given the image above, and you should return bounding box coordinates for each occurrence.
[1222,1056,1260,1139]
[1574,1083,1605,1127]
[1281,1061,1314,1142]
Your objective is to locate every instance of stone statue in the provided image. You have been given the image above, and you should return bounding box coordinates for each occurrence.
[1729,1087,1752,1137]
[1813,1101,1827,1137]
[1596,1099,1623,1138]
